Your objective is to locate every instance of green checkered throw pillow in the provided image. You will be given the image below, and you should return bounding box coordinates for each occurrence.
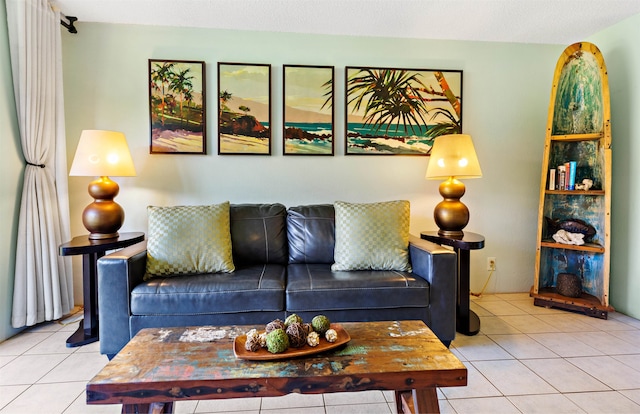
[145,202,235,278]
[331,200,411,272]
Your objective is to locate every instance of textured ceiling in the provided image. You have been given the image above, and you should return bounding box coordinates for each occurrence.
[53,0,640,45]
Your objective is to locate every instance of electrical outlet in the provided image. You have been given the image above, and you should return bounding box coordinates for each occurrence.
[487,257,496,271]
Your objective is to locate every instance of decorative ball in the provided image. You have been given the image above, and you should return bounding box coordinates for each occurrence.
[325,328,338,343]
[302,323,313,335]
[266,328,289,353]
[265,319,285,333]
[284,313,303,328]
[258,332,268,348]
[307,331,320,347]
[311,315,330,335]
[245,334,261,351]
[286,322,307,348]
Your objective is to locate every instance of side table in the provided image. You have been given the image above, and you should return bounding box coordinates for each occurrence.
[420,231,485,336]
[59,232,144,347]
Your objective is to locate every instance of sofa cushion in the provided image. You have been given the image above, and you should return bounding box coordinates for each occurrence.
[287,204,335,264]
[131,264,286,316]
[286,263,429,313]
[230,204,288,266]
[145,202,234,278]
[331,200,411,271]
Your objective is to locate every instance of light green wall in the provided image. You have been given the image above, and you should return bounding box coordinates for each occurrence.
[589,13,640,319]
[61,23,561,300]
[0,0,26,342]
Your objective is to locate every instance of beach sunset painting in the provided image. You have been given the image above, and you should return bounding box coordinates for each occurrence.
[149,60,206,154]
[218,63,271,155]
[345,67,462,155]
[283,65,334,155]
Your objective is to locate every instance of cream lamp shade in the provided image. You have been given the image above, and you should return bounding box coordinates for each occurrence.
[425,134,482,179]
[425,134,482,238]
[70,130,136,240]
[70,130,136,177]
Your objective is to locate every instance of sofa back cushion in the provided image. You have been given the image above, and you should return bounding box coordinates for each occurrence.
[230,204,288,266]
[287,204,335,264]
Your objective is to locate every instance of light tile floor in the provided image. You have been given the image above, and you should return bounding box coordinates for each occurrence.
[2,293,640,413]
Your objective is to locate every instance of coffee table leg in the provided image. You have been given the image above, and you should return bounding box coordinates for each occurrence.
[121,402,174,414]
[396,389,440,414]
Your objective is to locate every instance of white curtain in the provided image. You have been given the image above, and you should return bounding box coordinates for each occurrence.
[6,0,73,327]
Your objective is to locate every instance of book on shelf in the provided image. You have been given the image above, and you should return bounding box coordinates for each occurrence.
[557,165,566,190]
[568,161,577,190]
[549,169,556,190]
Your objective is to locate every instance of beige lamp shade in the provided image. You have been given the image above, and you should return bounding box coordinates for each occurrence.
[425,134,482,180]
[70,130,136,177]
[69,130,136,240]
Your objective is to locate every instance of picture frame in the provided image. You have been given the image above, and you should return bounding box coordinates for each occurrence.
[345,66,463,155]
[149,59,206,154]
[218,62,272,155]
[283,65,334,155]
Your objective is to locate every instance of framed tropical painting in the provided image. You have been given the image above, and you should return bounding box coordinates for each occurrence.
[283,65,334,155]
[149,59,206,154]
[218,62,271,155]
[345,66,463,155]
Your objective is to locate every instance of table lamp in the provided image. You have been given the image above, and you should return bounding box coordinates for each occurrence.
[69,130,136,240]
[425,134,482,238]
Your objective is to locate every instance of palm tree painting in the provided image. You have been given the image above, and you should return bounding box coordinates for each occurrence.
[283,65,334,155]
[149,60,206,154]
[345,67,462,155]
[218,63,271,155]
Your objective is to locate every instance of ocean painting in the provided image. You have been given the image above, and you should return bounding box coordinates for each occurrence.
[218,63,271,155]
[345,67,462,155]
[283,65,334,155]
[149,60,206,154]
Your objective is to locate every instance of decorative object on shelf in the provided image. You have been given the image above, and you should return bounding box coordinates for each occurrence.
[149,59,206,154]
[425,134,482,237]
[556,272,582,298]
[545,217,596,240]
[575,179,594,191]
[283,65,334,155]
[69,130,136,240]
[218,62,271,155]
[552,229,585,246]
[344,66,462,155]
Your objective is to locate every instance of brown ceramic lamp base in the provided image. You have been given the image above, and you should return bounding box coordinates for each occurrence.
[82,176,124,240]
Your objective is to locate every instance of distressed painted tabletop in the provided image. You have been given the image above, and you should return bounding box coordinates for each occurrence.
[87,320,467,413]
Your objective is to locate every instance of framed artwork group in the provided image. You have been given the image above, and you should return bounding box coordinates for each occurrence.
[148,60,462,156]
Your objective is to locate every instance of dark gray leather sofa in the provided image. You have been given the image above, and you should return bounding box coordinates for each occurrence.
[97,203,457,358]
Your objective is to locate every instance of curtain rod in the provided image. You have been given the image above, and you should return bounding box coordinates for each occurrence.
[60,14,77,34]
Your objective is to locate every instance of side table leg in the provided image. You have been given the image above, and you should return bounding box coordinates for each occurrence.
[66,252,102,347]
[456,248,480,336]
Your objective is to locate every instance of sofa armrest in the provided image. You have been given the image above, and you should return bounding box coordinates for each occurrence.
[97,240,147,357]
[408,235,457,344]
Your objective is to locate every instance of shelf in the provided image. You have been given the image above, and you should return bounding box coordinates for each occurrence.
[550,133,603,142]
[545,190,605,196]
[534,42,612,315]
[539,240,605,253]
[530,287,613,319]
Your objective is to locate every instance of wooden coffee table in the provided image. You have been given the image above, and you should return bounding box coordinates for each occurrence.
[87,320,466,413]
